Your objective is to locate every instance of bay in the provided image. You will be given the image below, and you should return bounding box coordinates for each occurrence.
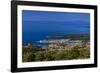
[22,21,90,46]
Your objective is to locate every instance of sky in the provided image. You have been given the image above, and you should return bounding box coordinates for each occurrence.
[22,10,90,22]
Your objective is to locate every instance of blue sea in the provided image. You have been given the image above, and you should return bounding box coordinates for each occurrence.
[22,21,90,46]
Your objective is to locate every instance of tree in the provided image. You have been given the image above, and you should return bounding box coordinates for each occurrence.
[67,46,80,59]
[23,52,35,62]
[35,52,45,61]
[79,48,90,59]
[43,51,55,61]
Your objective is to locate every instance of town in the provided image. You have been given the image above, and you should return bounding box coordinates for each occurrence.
[24,38,89,51]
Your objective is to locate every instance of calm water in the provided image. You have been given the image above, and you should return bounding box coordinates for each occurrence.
[22,21,90,46]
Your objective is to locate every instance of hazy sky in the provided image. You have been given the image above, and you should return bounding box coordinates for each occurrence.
[22,10,90,22]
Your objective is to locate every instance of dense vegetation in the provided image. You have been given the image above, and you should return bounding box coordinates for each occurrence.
[22,44,90,62]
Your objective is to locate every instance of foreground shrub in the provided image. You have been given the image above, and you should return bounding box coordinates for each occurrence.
[22,45,90,62]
